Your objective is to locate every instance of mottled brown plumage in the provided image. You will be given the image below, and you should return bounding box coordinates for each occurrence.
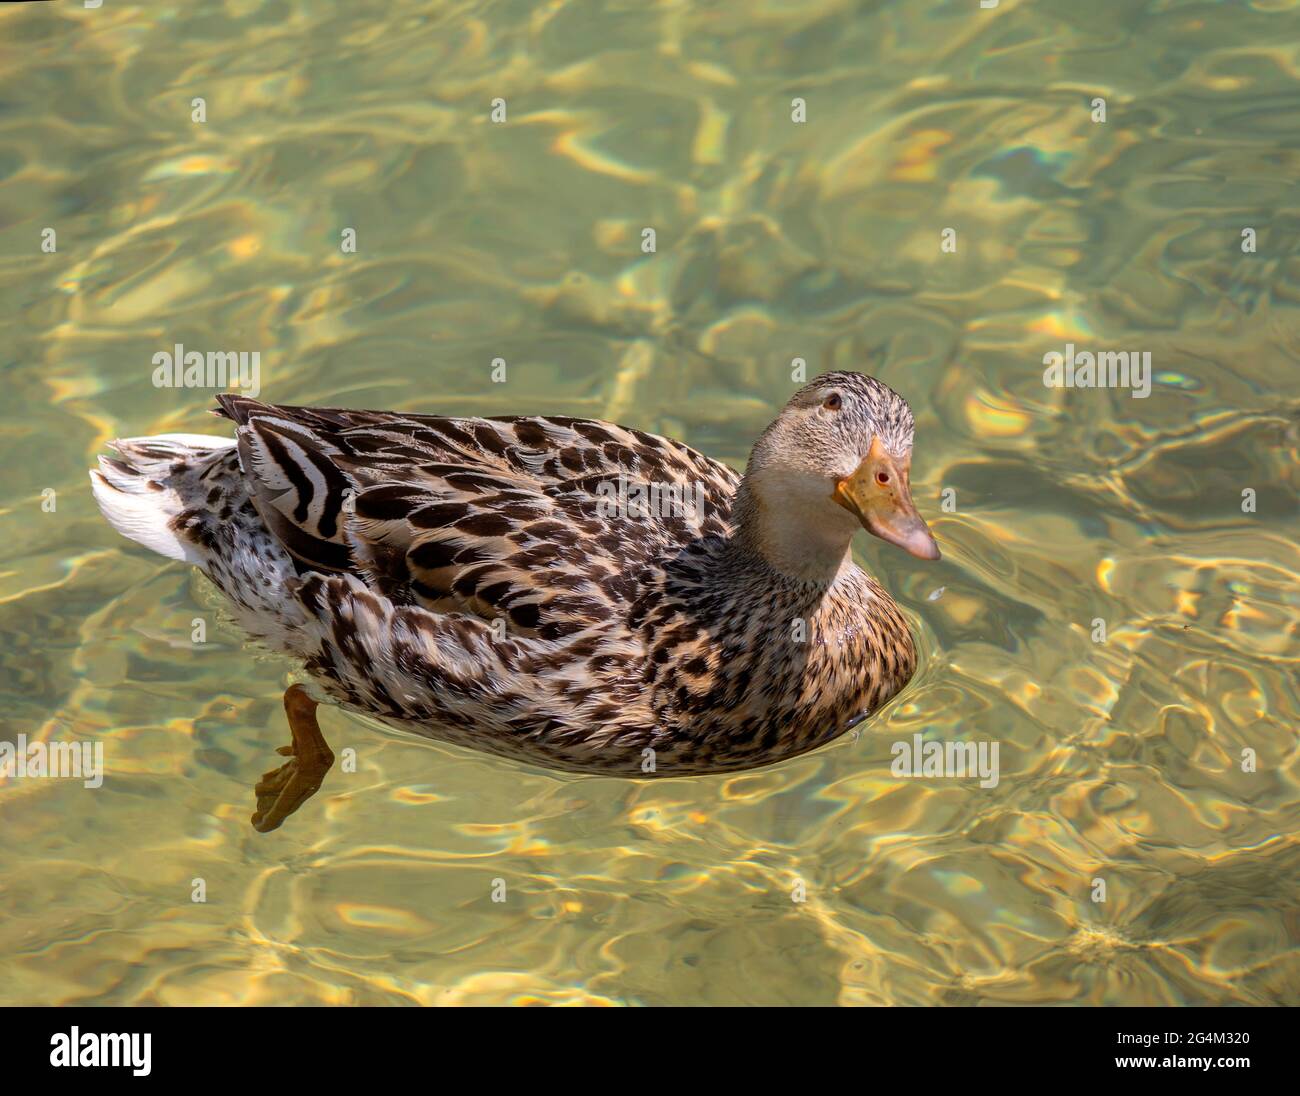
[91,371,937,792]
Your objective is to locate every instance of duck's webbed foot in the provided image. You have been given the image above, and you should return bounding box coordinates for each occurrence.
[251,684,334,833]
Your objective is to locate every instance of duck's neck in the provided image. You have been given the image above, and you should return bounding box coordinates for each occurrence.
[728,476,860,586]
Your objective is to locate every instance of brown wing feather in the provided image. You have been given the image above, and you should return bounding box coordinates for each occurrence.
[214,396,739,635]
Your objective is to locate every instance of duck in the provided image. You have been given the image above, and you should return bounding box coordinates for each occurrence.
[89,371,939,831]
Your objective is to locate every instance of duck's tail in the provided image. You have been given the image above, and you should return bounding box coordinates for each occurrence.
[89,434,237,562]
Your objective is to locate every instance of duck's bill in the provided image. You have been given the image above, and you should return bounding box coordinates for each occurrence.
[832,437,940,561]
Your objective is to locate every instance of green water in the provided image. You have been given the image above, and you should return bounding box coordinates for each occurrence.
[1,0,1298,1005]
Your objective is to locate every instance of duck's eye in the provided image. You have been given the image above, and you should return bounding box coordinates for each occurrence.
[822,393,842,412]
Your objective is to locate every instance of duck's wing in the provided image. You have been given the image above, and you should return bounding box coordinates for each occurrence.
[214,396,738,637]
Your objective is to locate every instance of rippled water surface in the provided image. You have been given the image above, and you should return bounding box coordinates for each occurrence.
[1,0,1298,1006]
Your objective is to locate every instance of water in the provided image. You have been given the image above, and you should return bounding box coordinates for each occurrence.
[1,0,1298,1006]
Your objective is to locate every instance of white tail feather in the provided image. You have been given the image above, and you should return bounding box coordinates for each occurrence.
[89,434,236,563]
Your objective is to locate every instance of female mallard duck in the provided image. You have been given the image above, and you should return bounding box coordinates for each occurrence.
[90,371,938,831]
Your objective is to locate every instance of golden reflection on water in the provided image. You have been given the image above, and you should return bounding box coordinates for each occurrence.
[0,0,1298,1005]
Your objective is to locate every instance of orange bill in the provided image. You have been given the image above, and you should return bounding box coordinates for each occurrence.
[832,436,940,560]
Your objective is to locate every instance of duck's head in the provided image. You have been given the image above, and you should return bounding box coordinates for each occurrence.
[735,371,939,581]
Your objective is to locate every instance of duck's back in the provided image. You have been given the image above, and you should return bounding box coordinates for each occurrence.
[208,397,740,635]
